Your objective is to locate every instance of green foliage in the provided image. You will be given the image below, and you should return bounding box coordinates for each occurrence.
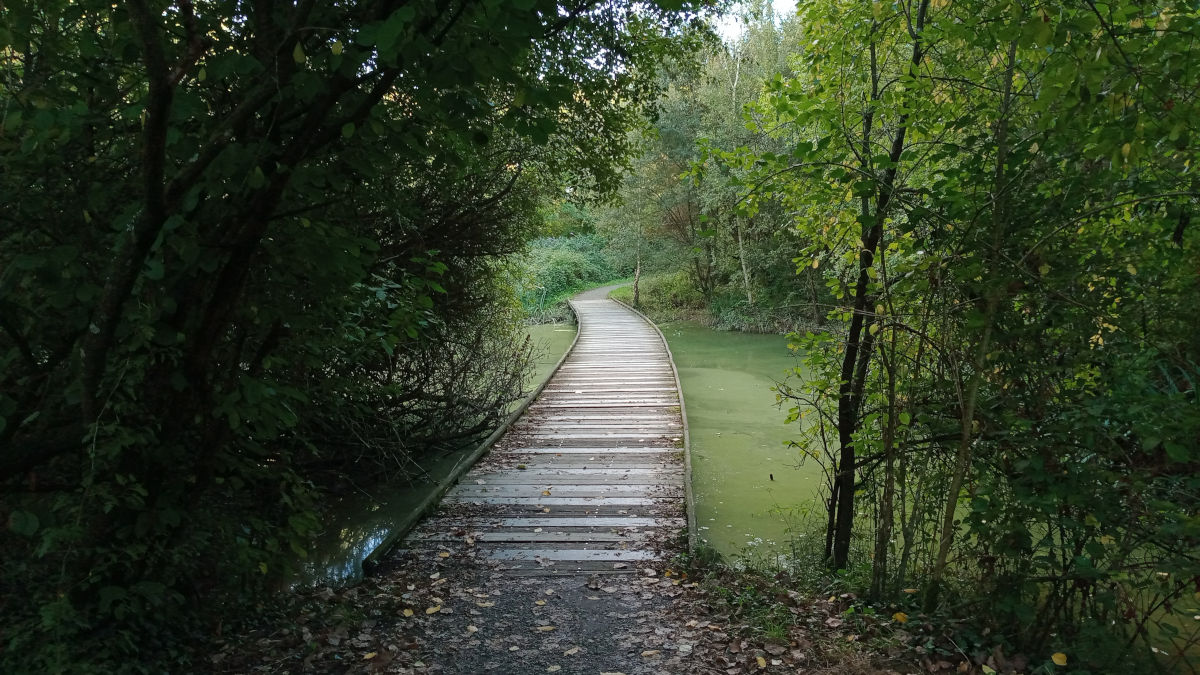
[515,235,622,322]
[702,0,1200,668]
[611,271,705,319]
[0,0,708,669]
[600,5,833,332]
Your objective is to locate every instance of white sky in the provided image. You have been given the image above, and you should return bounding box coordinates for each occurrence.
[711,0,799,44]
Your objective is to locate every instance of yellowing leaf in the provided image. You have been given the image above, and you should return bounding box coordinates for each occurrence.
[535,600,546,606]
[331,40,343,55]
[811,258,820,269]
[902,588,918,594]
[982,666,996,674]
[403,608,414,617]
[869,323,880,336]
[756,655,767,668]
[425,606,441,614]
[892,612,908,623]
[292,42,306,64]
[542,489,552,496]
[363,652,377,660]
[1121,143,1132,159]
[1126,263,1137,275]
[1052,652,1068,666]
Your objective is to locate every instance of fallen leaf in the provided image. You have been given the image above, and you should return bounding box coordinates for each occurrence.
[547,667,561,673]
[476,601,495,607]
[542,489,552,496]
[1051,652,1068,666]
[425,606,441,614]
[893,611,908,623]
[362,652,377,660]
[537,626,556,632]
[466,625,478,633]
[438,552,450,558]
[564,647,580,656]
[402,608,414,617]
[756,655,767,668]
[535,600,546,606]
[641,650,661,657]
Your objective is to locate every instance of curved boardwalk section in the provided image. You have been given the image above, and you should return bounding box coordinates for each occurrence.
[405,289,686,574]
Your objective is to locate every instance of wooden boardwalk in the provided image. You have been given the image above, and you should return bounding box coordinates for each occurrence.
[405,288,687,574]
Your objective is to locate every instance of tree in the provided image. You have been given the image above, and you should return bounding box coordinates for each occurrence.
[0,0,707,668]
[718,0,1200,664]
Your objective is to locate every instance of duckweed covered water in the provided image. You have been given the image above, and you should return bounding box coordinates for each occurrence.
[658,321,823,563]
[297,323,577,587]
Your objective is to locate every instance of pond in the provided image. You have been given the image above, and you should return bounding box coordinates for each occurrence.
[296,323,578,587]
[657,321,824,564]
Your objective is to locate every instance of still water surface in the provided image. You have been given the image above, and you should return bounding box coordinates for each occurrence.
[658,321,823,562]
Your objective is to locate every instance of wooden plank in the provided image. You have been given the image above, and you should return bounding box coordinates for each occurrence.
[485,549,660,561]
[443,496,669,506]
[420,517,681,528]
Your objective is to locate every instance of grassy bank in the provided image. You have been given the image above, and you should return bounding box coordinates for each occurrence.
[610,272,824,334]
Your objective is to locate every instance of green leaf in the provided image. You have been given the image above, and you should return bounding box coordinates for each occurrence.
[9,510,39,537]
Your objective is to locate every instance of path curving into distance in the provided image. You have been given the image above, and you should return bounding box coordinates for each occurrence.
[404,285,688,575]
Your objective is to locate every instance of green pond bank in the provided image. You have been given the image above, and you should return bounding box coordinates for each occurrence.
[298,323,578,587]
[654,320,824,564]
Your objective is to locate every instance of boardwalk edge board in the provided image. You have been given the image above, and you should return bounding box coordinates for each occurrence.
[359,303,584,571]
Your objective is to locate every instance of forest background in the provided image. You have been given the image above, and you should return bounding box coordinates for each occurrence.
[2,0,1198,672]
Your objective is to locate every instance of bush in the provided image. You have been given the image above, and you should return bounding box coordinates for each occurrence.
[516,234,620,321]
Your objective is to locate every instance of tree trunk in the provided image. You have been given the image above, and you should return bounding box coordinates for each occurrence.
[736,217,754,305]
[829,0,930,570]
